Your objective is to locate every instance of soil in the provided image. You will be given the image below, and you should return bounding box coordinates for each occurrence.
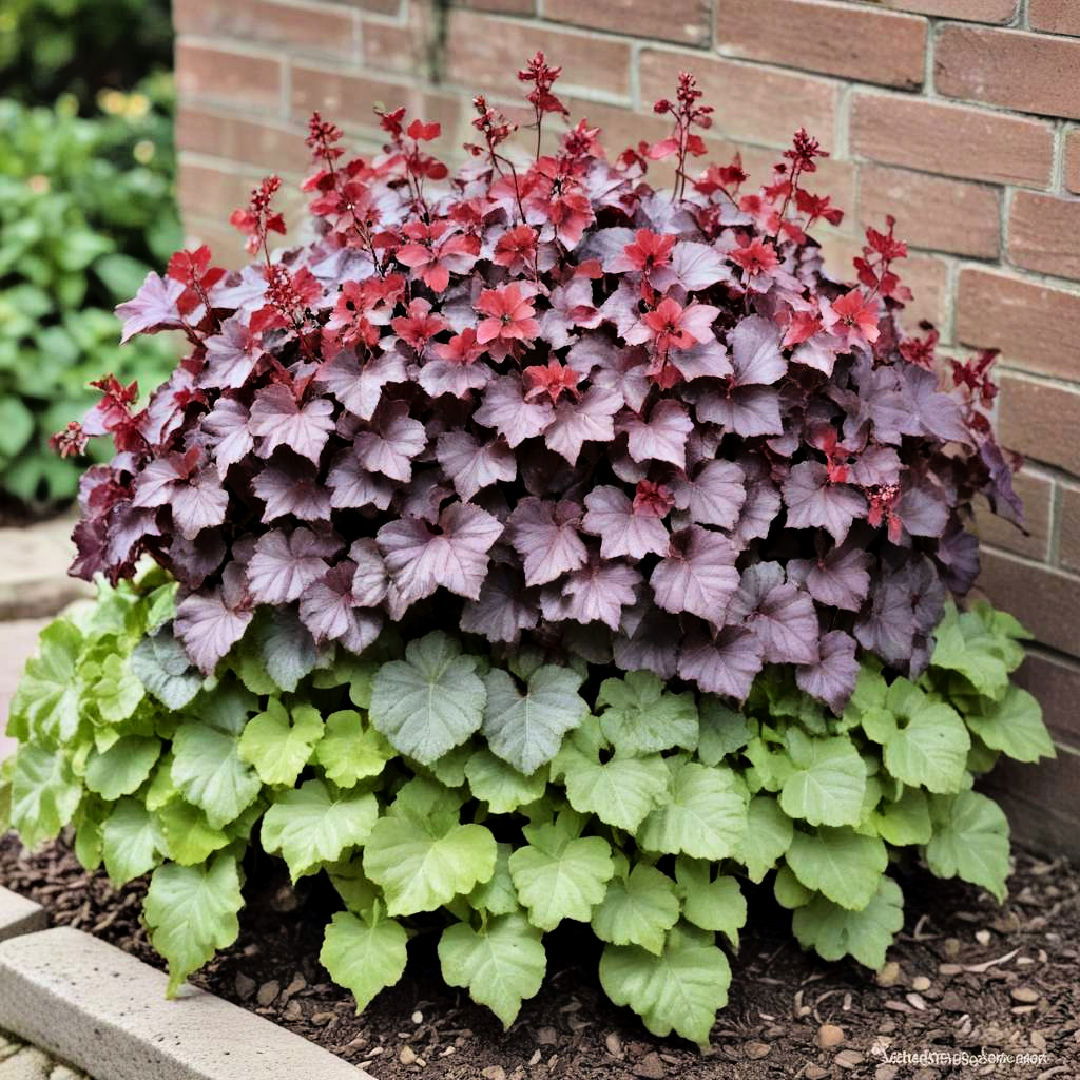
[1,834,1077,1080]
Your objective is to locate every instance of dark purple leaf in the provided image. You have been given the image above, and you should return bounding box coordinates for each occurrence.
[789,543,870,612]
[316,349,408,421]
[175,583,253,674]
[436,430,516,501]
[115,272,185,343]
[672,459,746,529]
[544,386,621,464]
[419,358,491,399]
[849,444,902,489]
[782,460,867,544]
[650,525,738,626]
[252,458,332,522]
[854,578,915,666]
[460,564,540,643]
[651,242,732,291]
[506,498,588,586]
[612,606,679,680]
[670,339,733,382]
[620,400,693,467]
[677,626,764,700]
[541,559,641,631]
[326,451,394,511]
[353,401,426,482]
[201,398,255,479]
[980,438,1024,527]
[170,470,230,539]
[474,375,555,448]
[729,315,786,386]
[299,561,383,654]
[696,385,783,438]
[349,538,390,607]
[795,630,859,713]
[582,485,669,560]
[249,384,335,465]
[894,476,949,539]
[727,561,819,664]
[201,317,262,389]
[902,365,971,445]
[246,527,339,605]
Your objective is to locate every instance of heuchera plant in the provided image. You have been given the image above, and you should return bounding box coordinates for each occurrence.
[6,58,1048,1044]
[56,61,1018,714]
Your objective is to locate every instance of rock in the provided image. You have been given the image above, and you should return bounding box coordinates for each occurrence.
[975,930,991,946]
[911,976,931,992]
[603,1034,623,1058]
[481,1067,506,1080]
[282,1002,303,1022]
[1011,987,1040,1004]
[399,1046,417,1066]
[0,1047,51,1080]
[835,1049,865,1069]
[940,991,968,1012]
[280,976,306,1004]
[943,938,961,959]
[744,1042,770,1060]
[50,1067,85,1080]
[817,1023,845,1048]
[233,973,256,1001]
[875,962,902,987]
[255,980,280,1007]
[805,1067,828,1080]
[535,1027,558,1046]
[411,1010,423,1025]
[874,1066,900,1080]
[632,1052,665,1079]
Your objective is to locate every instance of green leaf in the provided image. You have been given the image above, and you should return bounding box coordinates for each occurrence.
[101,797,165,884]
[695,697,751,765]
[482,664,587,774]
[733,794,793,883]
[438,914,546,1027]
[321,909,409,1014]
[465,750,547,814]
[597,671,697,755]
[793,877,904,969]
[364,811,497,917]
[599,924,730,1047]
[250,609,319,693]
[238,698,324,787]
[0,396,33,457]
[925,791,1010,901]
[467,843,519,916]
[786,827,888,910]
[262,778,379,881]
[130,628,202,709]
[156,799,232,866]
[592,865,680,955]
[965,686,1054,763]
[561,748,669,833]
[10,619,82,745]
[92,654,145,724]
[171,721,262,830]
[508,822,613,931]
[866,680,970,794]
[773,864,813,909]
[930,605,1015,699]
[779,731,866,827]
[370,632,485,765]
[144,854,243,996]
[84,735,159,800]
[638,762,747,861]
[674,858,746,947]
[314,710,392,787]
[870,788,932,847]
[10,746,80,848]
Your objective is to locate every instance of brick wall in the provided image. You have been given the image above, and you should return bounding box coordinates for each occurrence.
[172,0,1080,851]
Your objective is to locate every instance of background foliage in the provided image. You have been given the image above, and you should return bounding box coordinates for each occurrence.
[0,0,179,505]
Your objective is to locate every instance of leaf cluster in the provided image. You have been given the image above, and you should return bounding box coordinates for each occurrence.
[2,577,1052,1044]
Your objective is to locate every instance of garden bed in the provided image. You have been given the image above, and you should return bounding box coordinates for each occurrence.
[1,834,1076,1080]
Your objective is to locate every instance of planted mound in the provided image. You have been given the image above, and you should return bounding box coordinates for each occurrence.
[3,573,1053,1044]
[5,59,1050,1044]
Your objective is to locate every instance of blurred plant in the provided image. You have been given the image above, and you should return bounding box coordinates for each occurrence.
[0,82,181,503]
[0,0,171,111]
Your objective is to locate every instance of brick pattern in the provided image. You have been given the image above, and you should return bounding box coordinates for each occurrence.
[172,0,1080,847]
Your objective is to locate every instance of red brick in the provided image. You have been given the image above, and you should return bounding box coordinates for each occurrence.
[1008,192,1080,281]
[976,468,1053,562]
[850,93,1054,189]
[956,269,1080,381]
[176,0,356,55]
[978,548,1080,657]
[175,108,310,175]
[444,11,632,101]
[935,25,1080,120]
[327,0,401,13]
[1028,0,1080,37]
[1066,130,1080,195]
[1059,484,1080,575]
[182,215,251,268]
[997,372,1080,475]
[361,18,427,77]
[175,42,283,114]
[546,0,710,46]
[1013,652,1080,748]
[456,0,535,11]
[640,50,838,151]
[714,0,926,89]
[858,164,1000,258]
[879,0,1016,20]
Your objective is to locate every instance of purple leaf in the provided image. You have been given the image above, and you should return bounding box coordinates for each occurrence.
[544,558,641,631]
[377,501,503,609]
[849,444,902,489]
[650,525,738,626]
[571,337,650,411]
[670,339,733,382]
[131,453,196,508]
[795,630,860,713]
[247,527,339,605]
[326,451,394,511]
[200,317,262,389]
[782,461,867,544]
[474,375,555,448]
[938,519,981,595]
[620,400,693,467]
[115,272,185,343]
[651,242,732,291]
[979,438,1024,527]
[436,430,516,501]
[894,476,949,539]
[544,386,621,464]
[727,561,819,664]
[677,626,764,700]
[460,564,539,643]
[854,579,915,666]
[349,538,390,607]
[353,401,426,482]
[252,458,332,522]
[168,530,227,591]
[696,385,783,438]
[170,470,230,540]
[612,606,680,680]
[582,485,669,560]
[419,358,491,399]
[733,470,782,547]
[175,583,253,674]
[902,365,971,445]
[789,543,870,612]
[506,498,588,586]
[249,384,335,465]
[201,398,254,480]
[298,561,383,654]
[729,315,786,386]
[316,350,408,421]
[672,459,746,529]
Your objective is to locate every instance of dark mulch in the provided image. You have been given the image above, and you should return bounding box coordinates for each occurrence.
[1,833,1077,1080]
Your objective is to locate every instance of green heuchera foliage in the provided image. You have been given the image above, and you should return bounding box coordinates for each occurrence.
[2,575,1053,1045]
[0,87,180,503]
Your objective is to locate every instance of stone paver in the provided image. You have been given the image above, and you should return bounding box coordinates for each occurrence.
[0,928,370,1080]
[0,889,45,945]
[0,619,48,763]
[0,1035,85,1080]
[0,519,90,622]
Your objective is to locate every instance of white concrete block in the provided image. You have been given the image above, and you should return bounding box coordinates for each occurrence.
[0,889,45,944]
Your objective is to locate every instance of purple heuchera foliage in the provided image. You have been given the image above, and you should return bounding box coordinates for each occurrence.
[59,69,1023,713]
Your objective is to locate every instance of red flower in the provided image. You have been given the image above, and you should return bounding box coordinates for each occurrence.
[493,225,539,274]
[523,359,581,404]
[474,284,540,345]
[633,480,675,518]
[730,238,779,286]
[434,328,485,366]
[639,297,718,356]
[614,230,676,275]
[825,289,881,347]
[395,221,480,293]
[391,298,449,350]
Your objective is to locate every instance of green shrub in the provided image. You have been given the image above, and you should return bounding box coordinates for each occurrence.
[0,86,181,503]
[1,574,1053,1044]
